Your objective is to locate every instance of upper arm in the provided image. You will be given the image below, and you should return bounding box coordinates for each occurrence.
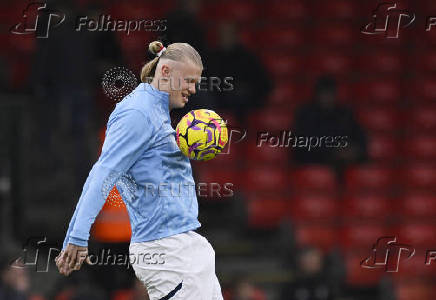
[98,109,153,173]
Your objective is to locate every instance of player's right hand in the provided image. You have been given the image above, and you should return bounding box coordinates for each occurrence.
[55,243,89,276]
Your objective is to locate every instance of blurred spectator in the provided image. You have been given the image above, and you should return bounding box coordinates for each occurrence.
[207,22,272,120]
[226,277,267,300]
[0,252,29,300]
[293,76,367,176]
[111,279,149,300]
[280,247,334,300]
[31,1,123,191]
[165,0,207,54]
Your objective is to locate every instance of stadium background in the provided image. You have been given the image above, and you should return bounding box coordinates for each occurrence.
[1,0,436,299]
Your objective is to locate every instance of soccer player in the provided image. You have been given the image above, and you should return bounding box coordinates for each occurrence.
[55,41,223,300]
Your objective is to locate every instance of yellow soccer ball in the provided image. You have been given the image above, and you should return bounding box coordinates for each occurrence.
[176,109,228,161]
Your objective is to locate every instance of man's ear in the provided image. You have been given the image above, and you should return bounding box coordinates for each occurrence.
[160,64,170,77]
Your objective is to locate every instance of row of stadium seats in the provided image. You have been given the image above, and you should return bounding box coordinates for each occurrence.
[245,195,436,224]
[262,50,436,77]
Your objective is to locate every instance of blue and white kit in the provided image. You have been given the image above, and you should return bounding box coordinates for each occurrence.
[62,83,223,300]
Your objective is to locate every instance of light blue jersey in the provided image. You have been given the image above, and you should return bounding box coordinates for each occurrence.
[63,83,201,249]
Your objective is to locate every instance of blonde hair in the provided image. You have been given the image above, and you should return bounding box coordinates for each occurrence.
[140,41,203,83]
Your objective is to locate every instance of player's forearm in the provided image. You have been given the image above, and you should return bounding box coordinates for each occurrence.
[64,165,117,247]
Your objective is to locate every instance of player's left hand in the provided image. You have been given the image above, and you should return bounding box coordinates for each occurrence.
[55,243,88,276]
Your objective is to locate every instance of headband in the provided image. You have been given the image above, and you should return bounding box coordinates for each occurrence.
[156,46,167,57]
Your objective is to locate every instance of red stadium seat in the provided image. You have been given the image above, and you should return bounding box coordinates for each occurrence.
[356,107,401,133]
[247,108,294,131]
[312,23,355,46]
[400,193,436,219]
[357,50,404,74]
[257,26,306,49]
[194,165,240,190]
[244,141,289,165]
[411,50,436,73]
[307,51,354,76]
[245,195,289,229]
[408,77,436,102]
[394,281,434,300]
[367,135,400,162]
[264,0,307,22]
[291,166,337,194]
[261,52,305,79]
[291,194,338,222]
[344,252,385,286]
[353,79,402,105]
[403,136,436,161]
[342,194,391,220]
[340,222,391,250]
[240,166,289,193]
[267,82,310,108]
[293,223,338,252]
[200,1,259,23]
[310,0,358,20]
[406,106,436,133]
[345,165,396,193]
[395,222,436,249]
[402,165,436,191]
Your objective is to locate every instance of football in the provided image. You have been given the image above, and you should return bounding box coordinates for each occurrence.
[176,109,228,161]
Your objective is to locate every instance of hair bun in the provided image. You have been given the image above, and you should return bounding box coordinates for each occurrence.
[149,41,164,56]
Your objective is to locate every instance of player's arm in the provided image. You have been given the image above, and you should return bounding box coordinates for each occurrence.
[56,109,153,275]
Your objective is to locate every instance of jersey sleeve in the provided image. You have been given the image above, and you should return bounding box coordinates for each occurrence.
[62,109,152,249]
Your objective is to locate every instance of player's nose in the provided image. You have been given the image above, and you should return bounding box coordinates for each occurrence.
[188,83,196,95]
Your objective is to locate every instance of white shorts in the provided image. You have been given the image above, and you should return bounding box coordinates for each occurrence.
[129,231,223,300]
